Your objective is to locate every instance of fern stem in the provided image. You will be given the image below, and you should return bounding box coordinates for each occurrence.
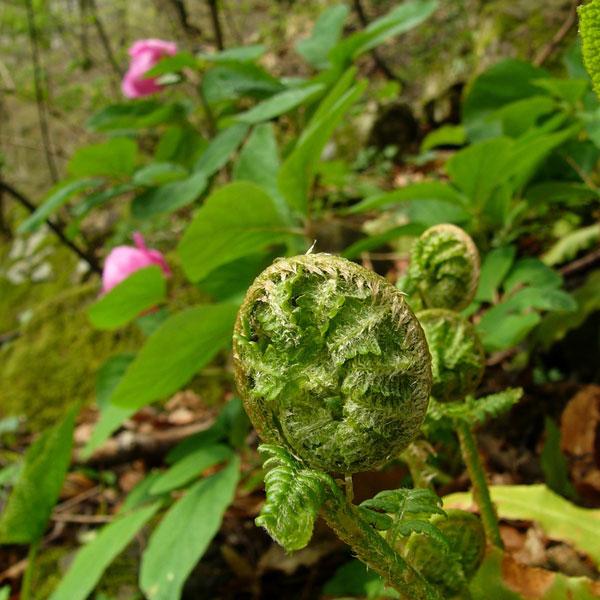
[456,421,503,549]
[321,494,442,600]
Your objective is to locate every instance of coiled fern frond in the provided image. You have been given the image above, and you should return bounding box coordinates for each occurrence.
[401,224,480,311]
[579,0,600,98]
[417,309,485,402]
[256,444,341,551]
[233,253,432,473]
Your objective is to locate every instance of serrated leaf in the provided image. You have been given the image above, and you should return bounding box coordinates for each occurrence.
[542,223,600,266]
[178,182,299,282]
[0,408,76,543]
[361,488,445,518]
[140,458,240,600]
[444,484,600,565]
[465,389,522,426]
[110,303,238,410]
[393,519,450,550]
[88,266,166,330]
[48,502,161,600]
[18,178,103,233]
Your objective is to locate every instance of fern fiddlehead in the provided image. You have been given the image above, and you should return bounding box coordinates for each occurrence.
[234,253,442,600]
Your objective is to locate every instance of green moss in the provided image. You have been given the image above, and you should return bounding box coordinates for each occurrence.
[234,253,432,474]
[417,309,485,403]
[0,283,141,430]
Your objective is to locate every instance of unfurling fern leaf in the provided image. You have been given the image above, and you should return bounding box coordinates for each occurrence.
[256,444,340,551]
[579,0,600,98]
[401,224,480,311]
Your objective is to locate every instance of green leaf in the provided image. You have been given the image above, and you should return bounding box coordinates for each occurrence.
[421,124,467,152]
[331,0,438,64]
[541,417,578,500]
[502,286,577,312]
[178,182,298,282]
[95,353,136,410]
[18,178,103,233]
[68,138,138,179]
[132,162,188,186]
[202,63,284,105]
[295,4,349,69]
[475,246,516,303]
[542,223,600,266]
[198,44,266,63]
[235,84,325,124]
[477,312,541,352]
[87,101,187,132]
[140,458,240,600]
[342,223,425,259]
[132,172,207,218]
[88,266,166,330]
[0,409,76,543]
[579,0,600,98]
[144,51,198,77]
[361,488,444,518]
[278,71,366,214]
[149,443,233,495]
[348,181,467,215]
[72,183,134,218]
[155,125,206,169]
[0,586,9,600]
[48,502,161,600]
[233,123,280,200]
[324,560,400,599]
[534,77,589,104]
[256,445,339,551]
[193,123,249,175]
[111,303,238,410]
[503,258,562,293]
[445,485,600,565]
[465,389,522,425]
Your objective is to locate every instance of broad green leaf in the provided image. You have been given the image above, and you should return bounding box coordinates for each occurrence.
[421,124,467,152]
[463,59,549,126]
[445,485,600,565]
[348,181,467,215]
[0,408,76,543]
[132,172,207,218]
[132,162,188,186]
[72,183,134,218]
[526,181,599,207]
[407,198,470,226]
[87,101,188,132]
[18,178,103,233]
[88,266,166,330]
[111,303,238,409]
[475,246,516,303]
[48,502,161,600]
[233,123,280,201]
[144,51,198,77]
[330,0,437,64]
[278,73,366,215]
[477,312,541,352]
[95,353,136,410]
[202,63,284,105]
[541,417,578,500]
[0,586,9,600]
[149,443,233,495]
[579,0,600,98]
[178,182,298,282]
[503,258,562,293]
[193,123,249,175]
[155,126,206,168]
[342,223,425,259]
[493,96,557,138]
[323,560,399,599]
[68,138,138,179]
[542,223,600,266]
[295,5,349,69]
[140,458,240,600]
[235,84,325,124]
[446,137,513,207]
[197,44,266,63]
[502,286,577,313]
[534,77,589,104]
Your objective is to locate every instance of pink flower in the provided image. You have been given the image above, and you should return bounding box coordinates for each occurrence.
[102,232,171,293]
[121,39,177,99]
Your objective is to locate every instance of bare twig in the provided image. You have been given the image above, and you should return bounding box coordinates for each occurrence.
[87,0,123,77]
[51,513,113,524]
[560,245,600,277]
[534,0,580,67]
[207,0,225,50]
[54,486,101,513]
[25,0,59,183]
[0,180,101,274]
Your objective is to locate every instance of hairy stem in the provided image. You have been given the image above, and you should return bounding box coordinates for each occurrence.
[456,421,503,549]
[321,493,442,600]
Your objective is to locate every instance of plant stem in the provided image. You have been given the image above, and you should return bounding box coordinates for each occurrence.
[456,421,503,549]
[21,538,40,600]
[321,493,442,600]
[207,0,224,50]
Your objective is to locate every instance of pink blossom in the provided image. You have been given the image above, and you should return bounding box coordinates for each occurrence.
[102,232,171,293]
[121,39,177,99]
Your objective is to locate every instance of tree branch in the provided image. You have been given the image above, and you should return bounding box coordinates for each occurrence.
[207,0,225,50]
[534,0,580,67]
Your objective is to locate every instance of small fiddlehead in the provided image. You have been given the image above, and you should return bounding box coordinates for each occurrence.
[417,309,485,403]
[401,224,480,312]
[233,253,432,473]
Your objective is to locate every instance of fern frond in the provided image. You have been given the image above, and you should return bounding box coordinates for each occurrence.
[256,444,339,551]
[579,0,600,98]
